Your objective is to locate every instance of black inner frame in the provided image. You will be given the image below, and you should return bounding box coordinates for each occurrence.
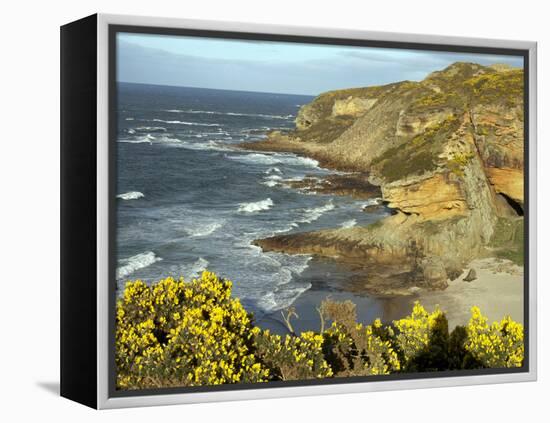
[108,23,530,398]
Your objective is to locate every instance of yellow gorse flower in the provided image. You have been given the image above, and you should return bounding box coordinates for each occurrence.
[115,271,524,389]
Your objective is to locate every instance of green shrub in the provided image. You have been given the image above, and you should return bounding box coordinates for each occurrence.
[254,330,333,380]
[116,272,269,389]
[465,306,524,368]
[115,272,524,389]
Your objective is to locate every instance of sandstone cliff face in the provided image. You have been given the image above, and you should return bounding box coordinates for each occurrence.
[291,62,524,222]
[249,62,525,294]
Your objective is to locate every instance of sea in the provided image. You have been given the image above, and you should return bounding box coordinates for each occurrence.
[116,82,389,320]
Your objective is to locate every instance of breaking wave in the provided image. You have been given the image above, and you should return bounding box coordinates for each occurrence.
[238,198,274,213]
[298,201,335,224]
[164,109,293,120]
[261,174,283,188]
[340,219,357,229]
[186,222,223,237]
[227,153,319,168]
[362,198,384,208]
[171,257,210,280]
[117,191,144,200]
[151,119,221,127]
[265,167,282,174]
[117,251,162,280]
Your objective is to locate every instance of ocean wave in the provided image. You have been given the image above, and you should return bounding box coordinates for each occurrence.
[151,119,221,127]
[362,197,383,208]
[261,174,283,188]
[238,198,274,213]
[117,191,144,200]
[227,153,280,165]
[252,253,312,311]
[134,126,167,132]
[227,153,319,168]
[291,156,319,167]
[340,219,357,229]
[283,255,312,275]
[164,109,293,120]
[173,140,234,152]
[173,257,209,280]
[265,167,282,174]
[298,201,335,224]
[261,180,279,188]
[257,283,312,312]
[186,222,223,237]
[117,251,162,280]
[118,134,156,144]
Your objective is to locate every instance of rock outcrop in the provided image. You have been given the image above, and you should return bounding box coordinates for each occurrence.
[242,62,525,295]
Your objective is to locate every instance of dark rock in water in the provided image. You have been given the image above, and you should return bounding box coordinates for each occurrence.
[463,268,477,282]
[286,173,381,200]
[362,203,385,213]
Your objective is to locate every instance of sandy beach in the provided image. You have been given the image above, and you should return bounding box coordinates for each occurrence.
[414,257,524,328]
[257,256,524,334]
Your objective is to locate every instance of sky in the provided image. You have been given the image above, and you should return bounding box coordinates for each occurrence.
[117,32,524,96]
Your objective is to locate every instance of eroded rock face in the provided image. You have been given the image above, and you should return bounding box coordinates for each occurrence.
[382,173,467,220]
[421,257,449,290]
[247,62,525,294]
[331,97,377,117]
[486,167,524,206]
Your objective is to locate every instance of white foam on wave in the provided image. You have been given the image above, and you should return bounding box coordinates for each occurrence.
[238,198,274,213]
[261,174,283,188]
[293,157,320,168]
[340,219,357,229]
[173,140,234,152]
[117,191,144,200]
[186,222,223,237]
[134,126,167,132]
[248,253,312,311]
[117,251,162,280]
[228,153,280,165]
[164,109,293,120]
[362,197,383,208]
[171,257,210,280]
[265,167,282,174]
[118,134,156,144]
[257,283,312,312]
[227,153,319,168]
[298,201,335,224]
[151,119,221,127]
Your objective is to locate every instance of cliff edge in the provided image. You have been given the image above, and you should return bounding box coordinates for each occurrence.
[244,62,525,295]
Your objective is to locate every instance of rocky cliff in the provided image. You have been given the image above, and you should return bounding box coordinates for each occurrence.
[245,62,525,295]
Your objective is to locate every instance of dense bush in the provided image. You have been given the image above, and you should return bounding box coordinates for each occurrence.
[116,272,268,389]
[116,271,524,390]
[465,306,524,368]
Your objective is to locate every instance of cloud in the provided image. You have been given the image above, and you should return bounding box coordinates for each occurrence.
[117,39,523,95]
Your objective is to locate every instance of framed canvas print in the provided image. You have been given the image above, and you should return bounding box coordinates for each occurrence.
[60,14,537,409]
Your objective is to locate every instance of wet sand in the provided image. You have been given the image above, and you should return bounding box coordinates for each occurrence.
[256,257,524,334]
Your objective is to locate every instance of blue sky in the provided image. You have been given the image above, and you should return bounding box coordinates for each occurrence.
[117,33,524,96]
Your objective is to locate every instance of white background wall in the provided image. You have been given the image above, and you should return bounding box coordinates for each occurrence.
[1,0,546,420]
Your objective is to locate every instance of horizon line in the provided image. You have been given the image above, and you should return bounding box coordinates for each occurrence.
[117,80,317,97]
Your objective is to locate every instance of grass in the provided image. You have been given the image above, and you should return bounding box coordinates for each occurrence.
[371,115,461,182]
[489,217,524,266]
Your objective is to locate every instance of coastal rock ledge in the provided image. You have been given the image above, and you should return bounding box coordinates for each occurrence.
[242,62,525,295]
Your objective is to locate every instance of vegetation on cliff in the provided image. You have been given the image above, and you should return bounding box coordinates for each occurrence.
[243,62,525,293]
[116,272,524,389]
